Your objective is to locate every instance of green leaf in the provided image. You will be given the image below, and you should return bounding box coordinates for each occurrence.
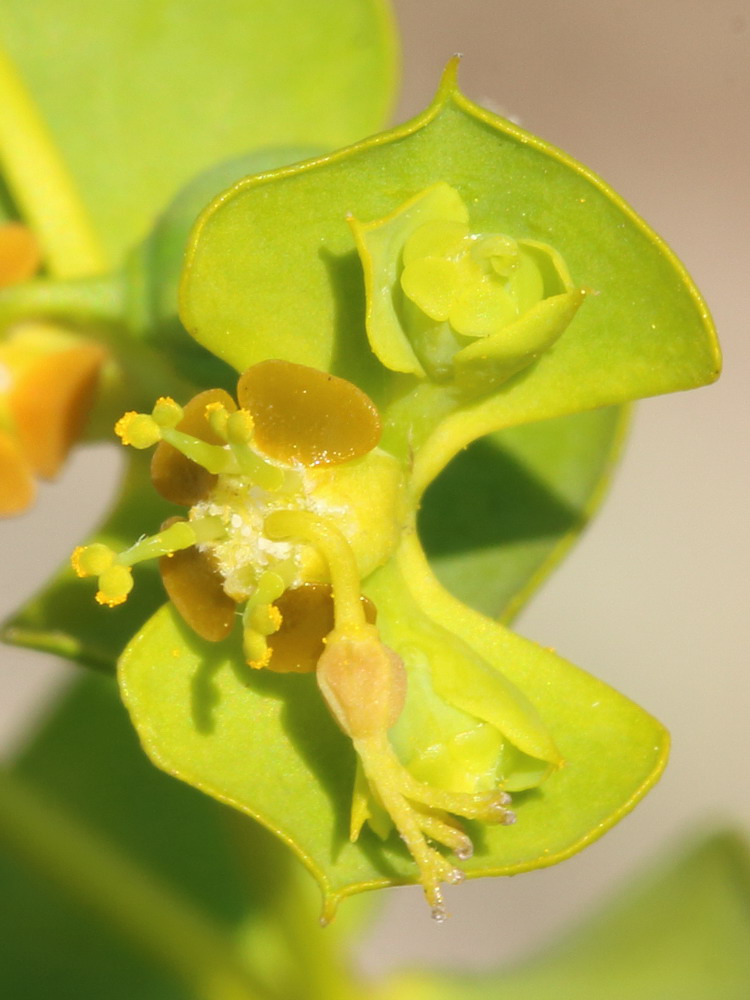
[118,554,667,917]
[0,0,398,260]
[421,405,628,620]
[379,832,750,1000]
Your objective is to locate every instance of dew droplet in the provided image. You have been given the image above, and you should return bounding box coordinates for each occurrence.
[455,838,474,861]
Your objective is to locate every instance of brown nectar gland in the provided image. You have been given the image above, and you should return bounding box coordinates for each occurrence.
[237,359,381,467]
[158,519,237,642]
[266,584,377,673]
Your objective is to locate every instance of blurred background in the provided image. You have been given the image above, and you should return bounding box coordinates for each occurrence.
[1,0,748,977]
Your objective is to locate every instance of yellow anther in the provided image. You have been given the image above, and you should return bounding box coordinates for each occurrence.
[95,564,134,607]
[114,412,161,449]
[225,409,255,445]
[151,397,184,429]
[71,543,116,578]
[269,605,283,631]
[246,641,272,671]
[204,401,230,439]
[248,602,282,636]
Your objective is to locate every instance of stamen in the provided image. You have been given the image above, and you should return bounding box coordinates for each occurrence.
[118,519,198,566]
[72,545,134,606]
[223,427,285,490]
[71,542,115,577]
[204,401,231,439]
[71,517,227,610]
[249,602,282,635]
[225,409,254,444]
[242,570,287,668]
[151,397,184,429]
[119,398,286,492]
[156,427,234,474]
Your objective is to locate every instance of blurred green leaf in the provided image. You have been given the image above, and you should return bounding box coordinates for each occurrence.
[1,670,373,998]
[12,674,253,921]
[380,831,750,1000]
[0,848,187,1000]
[0,0,398,260]
[422,406,628,620]
[0,672,251,999]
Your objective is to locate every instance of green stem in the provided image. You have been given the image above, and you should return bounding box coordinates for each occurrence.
[0,273,124,333]
[0,45,106,277]
[0,769,273,1000]
[274,887,370,1000]
[225,814,368,1000]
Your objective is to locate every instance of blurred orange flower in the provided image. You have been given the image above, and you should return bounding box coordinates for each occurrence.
[0,223,106,515]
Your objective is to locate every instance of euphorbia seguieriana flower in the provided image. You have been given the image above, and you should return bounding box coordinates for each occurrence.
[70,64,717,918]
[74,346,561,918]
[0,223,106,515]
